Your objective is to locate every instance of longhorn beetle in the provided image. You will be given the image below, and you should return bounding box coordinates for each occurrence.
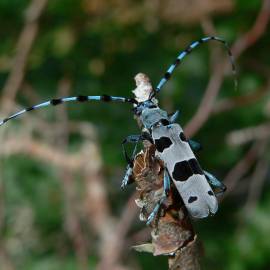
[0,36,236,224]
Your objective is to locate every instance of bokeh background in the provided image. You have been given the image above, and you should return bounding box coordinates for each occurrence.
[0,0,270,269]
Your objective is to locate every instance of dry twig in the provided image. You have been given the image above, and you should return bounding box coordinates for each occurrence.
[132,145,200,270]
[213,83,270,114]
[1,0,48,110]
[244,153,268,214]
[223,141,267,196]
[226,123,270,146]
[185,0,270,137]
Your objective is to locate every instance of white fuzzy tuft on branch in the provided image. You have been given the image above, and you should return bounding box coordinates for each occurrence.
[133,73,155,103]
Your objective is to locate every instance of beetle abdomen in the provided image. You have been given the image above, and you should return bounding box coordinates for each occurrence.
[152,124,218,218]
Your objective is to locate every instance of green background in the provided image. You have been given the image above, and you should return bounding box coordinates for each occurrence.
[0,0,269,269]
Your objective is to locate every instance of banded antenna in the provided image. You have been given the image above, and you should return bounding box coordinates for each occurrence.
[0,95,137,126]
[154,36,237,94]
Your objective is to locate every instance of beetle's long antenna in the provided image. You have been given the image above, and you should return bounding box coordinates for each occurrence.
[0,95,137,126]
[155,36,237,94]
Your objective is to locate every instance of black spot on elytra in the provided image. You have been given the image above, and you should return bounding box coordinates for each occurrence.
[172,160,193,181]
[172,158,204,182]
[189,158,203,175]
[77,95,88,102]
[188,196,198,203]
[51,99,62,106]
[155,137,173,153]
[208,190,214,196]
[179,132,187,142]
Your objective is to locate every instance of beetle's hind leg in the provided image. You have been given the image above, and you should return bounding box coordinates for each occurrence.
[146,169,171,225]
[204,170,227,196]
[188,139,202,152]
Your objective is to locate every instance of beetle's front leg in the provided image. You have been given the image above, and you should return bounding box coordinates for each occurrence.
[121,133,152,188]
[121,135,142,188]
[204,170,227,196]
[146,169,171,225]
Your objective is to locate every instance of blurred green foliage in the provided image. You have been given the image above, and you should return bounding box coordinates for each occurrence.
[0,0,270,269]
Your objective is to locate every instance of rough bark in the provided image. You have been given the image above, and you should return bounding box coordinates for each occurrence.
[132,144,201,270]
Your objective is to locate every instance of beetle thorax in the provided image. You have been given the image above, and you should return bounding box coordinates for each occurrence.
[140,107,169,129]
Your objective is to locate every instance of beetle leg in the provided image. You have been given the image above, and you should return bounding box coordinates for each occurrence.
[188,139,202,152]
[146,169,171,225]
[204,170,227,196]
